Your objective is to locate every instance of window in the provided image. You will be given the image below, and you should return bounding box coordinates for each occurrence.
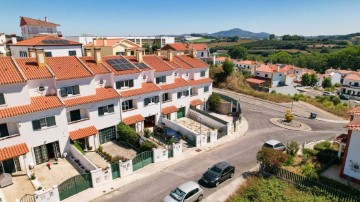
[69,110,81,122]
[265,74,268,78]
[279,74,282,77]
[177,90,189,98]
[115,51,124,56]
[162,93,170,102]
[185,188,199,199]
[190,88,197,96]
[256,72,259,75]
[60,85,80,97]
[32,116,56,130]
[31,27,38,34]
[68,50,76,56]
[19,51,28,57]
[0,123,9,138]
[201,52,204,57]
[204,86,209,92]
[116,79,134,89]
[200,71,206,77]
[45,52,52,57]
[98,104,115,116]
[122,100,133,111]
[0,93,5,105]
[156,76,166,84]
[47,28,52,33]
[144,96,159,106]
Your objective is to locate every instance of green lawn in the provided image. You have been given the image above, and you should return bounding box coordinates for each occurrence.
[190,38,213,43]
[227,176,334,202]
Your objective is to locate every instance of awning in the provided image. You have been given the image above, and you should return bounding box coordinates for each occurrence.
[162,106,178,115]
[122,114,145,125]
[0,143,29,161]
[246,78,267,84]
[190,99,203,107]
[69,126,98,141]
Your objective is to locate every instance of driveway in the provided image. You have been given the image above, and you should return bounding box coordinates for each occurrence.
[92,90,345,202]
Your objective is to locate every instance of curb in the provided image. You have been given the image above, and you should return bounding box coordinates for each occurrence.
[269,118,311,131]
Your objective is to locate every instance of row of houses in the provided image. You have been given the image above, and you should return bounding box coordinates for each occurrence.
[0,48,212,175]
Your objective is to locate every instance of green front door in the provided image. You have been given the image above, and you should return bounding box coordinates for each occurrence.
[177,107,185,119]
[2,159,16,173]
[99,126,116,144]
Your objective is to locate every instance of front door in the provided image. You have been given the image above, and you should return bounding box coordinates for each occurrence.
[177,107,185,119]
[34,142,60,164]
[99,126,116,144]
[2,159,15,173]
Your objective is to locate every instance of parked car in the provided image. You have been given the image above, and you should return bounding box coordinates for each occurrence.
[323,91,335,96]
[339,94,350,100]
[163,181,204,202]
[154,126,181,143]
[202,161,235,187]
[263,139,287,151]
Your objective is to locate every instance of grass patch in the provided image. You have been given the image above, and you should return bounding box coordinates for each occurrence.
[208,39,254,48]
[190,38,213,43]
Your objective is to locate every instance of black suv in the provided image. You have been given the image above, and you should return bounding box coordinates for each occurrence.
[202,161,235,187]
[153,126,181,143]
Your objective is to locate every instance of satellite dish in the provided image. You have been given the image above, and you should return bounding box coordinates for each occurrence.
[39,85,45,92]
[50,88,56,95]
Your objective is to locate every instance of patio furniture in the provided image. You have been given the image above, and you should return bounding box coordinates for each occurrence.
[0,173,13,187]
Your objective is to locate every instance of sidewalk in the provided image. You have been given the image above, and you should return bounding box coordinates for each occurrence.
[65,118,249,202]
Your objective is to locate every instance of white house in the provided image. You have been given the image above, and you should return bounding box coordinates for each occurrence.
[234,60,264,75]
[9,35,83,58]
[20,16,61,39]
[317,72,342,86]
[161,43,210,59]
[0,33,6,56]
[341,72,360,100]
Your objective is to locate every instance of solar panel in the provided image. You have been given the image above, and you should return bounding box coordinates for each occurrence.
[135,63,149,69]
[105,58,135,71]
[42,40,70,45]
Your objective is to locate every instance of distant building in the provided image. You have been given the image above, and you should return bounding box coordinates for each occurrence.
[83,38,140,56]
[340,72,360,100]
[0,33,6,56]
[317,72,342,86]
[161,43,210,59]
[20,16,61,39]
[9,35,82,58]
[326,68,354,84]
[234,60,264,75]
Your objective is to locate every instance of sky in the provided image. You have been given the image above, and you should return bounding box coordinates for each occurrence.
[1,0,359,37]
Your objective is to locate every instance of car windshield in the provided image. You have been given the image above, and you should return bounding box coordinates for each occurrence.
[209,166,222,175]
[170,188,186,201]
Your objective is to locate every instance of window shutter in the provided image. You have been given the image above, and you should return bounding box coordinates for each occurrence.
[32,120,41,130]
[60,88,67,97]
[108,104,114,113]
[0,93,5,105]
[129,80,134,87]
[46,116,56,127]
[156,77,160,84]
[155,96,159,103]
[144,98,149,106]
[185,90,189,96]
[177,92,182,99]
[98,107,105,116]
[163,76,166,83]
[73,85,80,95]
[120,81,125,87]
[116,82,121,89]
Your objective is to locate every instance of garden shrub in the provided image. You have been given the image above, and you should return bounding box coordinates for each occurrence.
[144,128,151,138]
[256,147,288,167]
[208,93,221,111]
[283,154,295,166]
[287,141,299,156]
[302,148,318,157]
[301,162,318,178]
[284,109,294,122]
[314,142,331,151]
[140,140,157,152]
[117,123,140,146]
[111,155,127,163]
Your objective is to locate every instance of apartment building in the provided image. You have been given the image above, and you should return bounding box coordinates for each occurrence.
[0,48,211,174]
[341,72,360,100]
[20,16,61,39]
[0,33,6,56]
[161,43,210,59]
[83,38,140,56]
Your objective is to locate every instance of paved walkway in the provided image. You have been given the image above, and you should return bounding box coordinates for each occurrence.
[85,152,109,169]
[65,118,249,202]
[321,164,360,190]
[1,174,34,202]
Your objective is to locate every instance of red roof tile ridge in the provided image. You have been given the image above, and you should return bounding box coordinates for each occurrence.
[153,55,175,70]
[75,56,95,75]
[10,57,28,81]
[176,55,195,68]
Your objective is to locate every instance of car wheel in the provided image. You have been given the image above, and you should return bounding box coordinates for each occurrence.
[230,172,234,178]
[215,181,220,187]
[197,194,203,201]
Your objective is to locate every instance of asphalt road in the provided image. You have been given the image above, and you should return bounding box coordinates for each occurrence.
[93,90,346,202]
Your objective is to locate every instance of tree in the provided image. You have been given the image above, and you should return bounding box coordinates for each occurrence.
[287,141,300,156]
[151,43,161,52]
[222,59,235,78]
[309,73,318,86]
[229,46,248,59]
[322,77,332,88]
[256,147,288,167]
[269,34,276,40]
[208,93,221,111]
[301,73,311,86]
[268,51,293,64]
[117,123,140,146]
[284,109,294,122]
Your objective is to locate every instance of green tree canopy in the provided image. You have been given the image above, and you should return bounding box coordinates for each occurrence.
[301,73,311,86]
[269,34,276,40]
[268,51,293,64]
[208,93,221,112]
[229,46,248,59]
[309,74,318,86]
[222,59,235,78]
[322,77,332,88]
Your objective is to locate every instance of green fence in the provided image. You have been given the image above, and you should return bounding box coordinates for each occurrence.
[269,166,360,202]
[58,173,92,201]
[111,162,120,179]
[20,194,35,202]
[132,151,153,171]
[168,149,173,158]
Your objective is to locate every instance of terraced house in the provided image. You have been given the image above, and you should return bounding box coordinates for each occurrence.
[0,48,212,174]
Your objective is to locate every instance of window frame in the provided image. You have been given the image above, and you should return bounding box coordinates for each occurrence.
[0,93,5,105]
[122,100,134,111]
[98,104,115,116]
[116,79,134,89]
[32,116,57,130]
[45,52,52,57]
[204,86,209,92]
[162,93,170,102]
[200,71,206,77]
[156,76,166,84]
[68,50,77,56]
[60,85,80,97]
[144,96,160,106]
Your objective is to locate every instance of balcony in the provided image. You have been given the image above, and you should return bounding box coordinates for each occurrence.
[342,84,360,89]
[0,123,20,141]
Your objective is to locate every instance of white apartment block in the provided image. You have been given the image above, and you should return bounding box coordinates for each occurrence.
[20,16,61,39]
[0,48,211,174]
[0,33,6,56]
[341,72,360,100]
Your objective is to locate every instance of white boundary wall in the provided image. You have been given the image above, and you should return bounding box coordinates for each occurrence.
[162,118,197,143]
[172,143,182,157]
[34,186,60,202]
[90,167,112,188]
[69,145,97,171]
[153,148,168,163]
[119,159,133,177]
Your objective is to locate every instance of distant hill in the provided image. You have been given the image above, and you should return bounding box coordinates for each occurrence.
[209,28,270,39]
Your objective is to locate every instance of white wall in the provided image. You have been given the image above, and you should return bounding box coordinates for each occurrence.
[10,45,82,58]
[343,130,360,180]
[90,167,112,188]
[57,77,95,100]
[114,73,142,90]
[0,83,30,107]
[152,147,168,163]
[196,50,209,59]
[193,67,209,80]
[21,25,58,39]
[119,159,133,177]
[69,145,98,170]
[155,70,175,85]
[27,78,56,97]
[272,72,285,87]
[34,186,60,202]
[162,118,197,142]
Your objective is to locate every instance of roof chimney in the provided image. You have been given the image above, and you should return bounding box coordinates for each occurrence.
[45,17,48,22]
[28,48,36,58]
[35,49,46,67]
[167,50,173,62]
[93,39,97,46]
[103,39,107,46]
[94,48,102,64]
[0,52,4,57]
[84,48,91,57]
[191,49,197,58]
[136,48,143,63]
[11,34,17,44]
[125,48,131,56]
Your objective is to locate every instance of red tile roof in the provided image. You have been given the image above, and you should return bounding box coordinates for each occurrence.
[64,87,120,107]
[79,56,111,75]
[16,58,54,80]
[0,143,29,161]
[162,106,178,115]
[188,78,213,86]
[120,82,161,98]
[12,36,81,46]
[69,126,98,141]
[190,99,203,106]
[46,56,93,80]
[215,57,229,62]
[345,118,360,131]
[0,95,63,119]
[0,57,26,85]
[173,56,192,69]
[188,43,207,51]
[161,43,207,51]
[102,55,140,76]
[84,38,139,49]
[122,114,144,125]
[246,78,267,84]
[177,55,208,69]
[159,56,182,69]
[348,106,360,116]
[143,55,174,72]
[20,16,59,27]
[160,78,190,90]
[345,73,360,81]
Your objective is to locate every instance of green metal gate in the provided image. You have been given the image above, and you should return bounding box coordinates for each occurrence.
[132,151,153,171]
[99,126,116,144]
[58,174,92,201]
[20,194,35,202]
[177,107,185,119]
[111,162,120,179]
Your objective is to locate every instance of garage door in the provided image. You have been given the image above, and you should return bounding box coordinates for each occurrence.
[177,107,185,119]
[99,126,116,144]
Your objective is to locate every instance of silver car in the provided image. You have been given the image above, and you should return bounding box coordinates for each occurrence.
[263,139,287,151]
[163,181,204,202]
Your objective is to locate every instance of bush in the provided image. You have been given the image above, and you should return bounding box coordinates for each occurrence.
[282,154,295,166]
[270,90,277,94]
[117,123,140,146]
[334,83,341,87]
[301,162,318,178]
[302,148,318,157]
[111,155,126,163]
[140,140,157,152]
[314,141,331,151]
[144,128,151,138]
[314,141,336,163]
[256,147,288,167]
[287,141,300,156]
[73,141,85,155]
[30,173,36,180]
[284,109,294,122]
[208,93,221,111]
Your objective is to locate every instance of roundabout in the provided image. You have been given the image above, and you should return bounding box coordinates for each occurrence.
[270,118,312,131]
